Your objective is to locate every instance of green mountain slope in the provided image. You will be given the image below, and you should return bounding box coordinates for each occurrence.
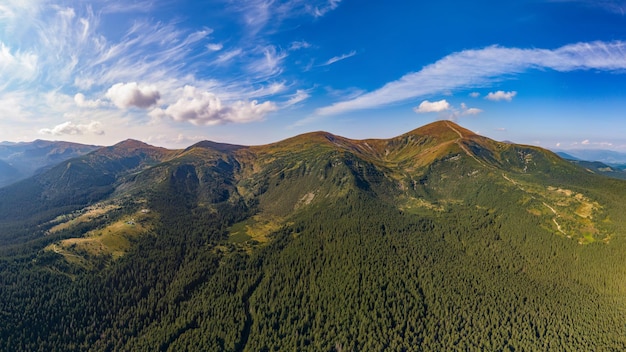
[0,139,175,246]
[0,140,100,187]
[2,121,626,351]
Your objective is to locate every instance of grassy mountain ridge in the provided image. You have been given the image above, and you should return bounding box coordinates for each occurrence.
[0,139,100,187]
[2,120,626,350]
[0,139,177,246]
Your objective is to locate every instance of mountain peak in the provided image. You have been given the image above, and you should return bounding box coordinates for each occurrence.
[186,140,246,153]
[407,120,476,139]
[112,139,154,149]
[94,139,174,162]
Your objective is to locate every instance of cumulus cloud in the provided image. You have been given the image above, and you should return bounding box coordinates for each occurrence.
[39,121,104,136]
[469,92,481,98]
[413,100,482,121]
[316,41,626,116]
[460,103,483,115]
[322,50,357,66]
[486,90,517,101]
[150,85,277,125]
[464,108,483,115]
[74,93,105,108]
[106,82,160,109]
[414,99,451,113]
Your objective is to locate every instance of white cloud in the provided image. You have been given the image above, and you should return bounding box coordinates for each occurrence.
[150,85,277,125]
[206,43,223,51]
[414,99,451,113]
[582,139,590,145]
[460,103,483,115]
[413,100,482,121]
[309,0,342,17]
[74,93,105,108]
[0,1,315,145]
[0,42,38,85]
[322,50,357,66]
[100,0,154,14]
[39,121,104,136]
[464,107,483,115]
[289,40,312,50]
[560,0,626,15]
[214,48,243,65]
[247,45,287,78]
[469,92,481,98]
[231,0,343,36]
[316,41,626,116]
[106,82,160,109]
[486,90,517,101]
[284,89,311,106]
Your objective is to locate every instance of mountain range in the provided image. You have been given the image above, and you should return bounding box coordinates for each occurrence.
[555,149,626,165]
[0,140,100,187]
[1,120,626,351]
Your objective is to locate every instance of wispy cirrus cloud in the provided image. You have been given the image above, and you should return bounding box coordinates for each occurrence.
[555,0,626,15]
[322,50,356,66]
[229,0,343,36]
[316,41,626,116]
[289,40,312,50]
[284,89,312,107]
[246,45,287,78]
[0,0,304,144]
[206,43,223,51]
[100,0,154,14]
[213,48,243,65]
[308,0,342,17]
[0,42,38,87]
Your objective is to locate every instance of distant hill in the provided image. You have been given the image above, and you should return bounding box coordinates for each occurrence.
[568,159,626,180]
[0,140,100,187]
[2,121,626,350]
[0,159,21,186]
[555,149,626,164]
[556,151,626,180]
[555,151,580,161]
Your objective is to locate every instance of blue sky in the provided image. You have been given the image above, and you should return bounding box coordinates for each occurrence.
[1,0,626,150]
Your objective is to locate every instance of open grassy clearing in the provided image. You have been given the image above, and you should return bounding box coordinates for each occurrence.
[45,209,155,267]
[398,196,444,213]
[46,203,121,234]
[503,174,610,243]
[228,214,289,251]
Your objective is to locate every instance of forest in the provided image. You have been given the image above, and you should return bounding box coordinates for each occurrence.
[1,121,626,351]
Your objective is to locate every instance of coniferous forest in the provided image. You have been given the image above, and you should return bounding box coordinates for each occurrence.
[2,121,626,351]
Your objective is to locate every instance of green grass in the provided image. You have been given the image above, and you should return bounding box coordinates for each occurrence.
[44,209,155,267]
